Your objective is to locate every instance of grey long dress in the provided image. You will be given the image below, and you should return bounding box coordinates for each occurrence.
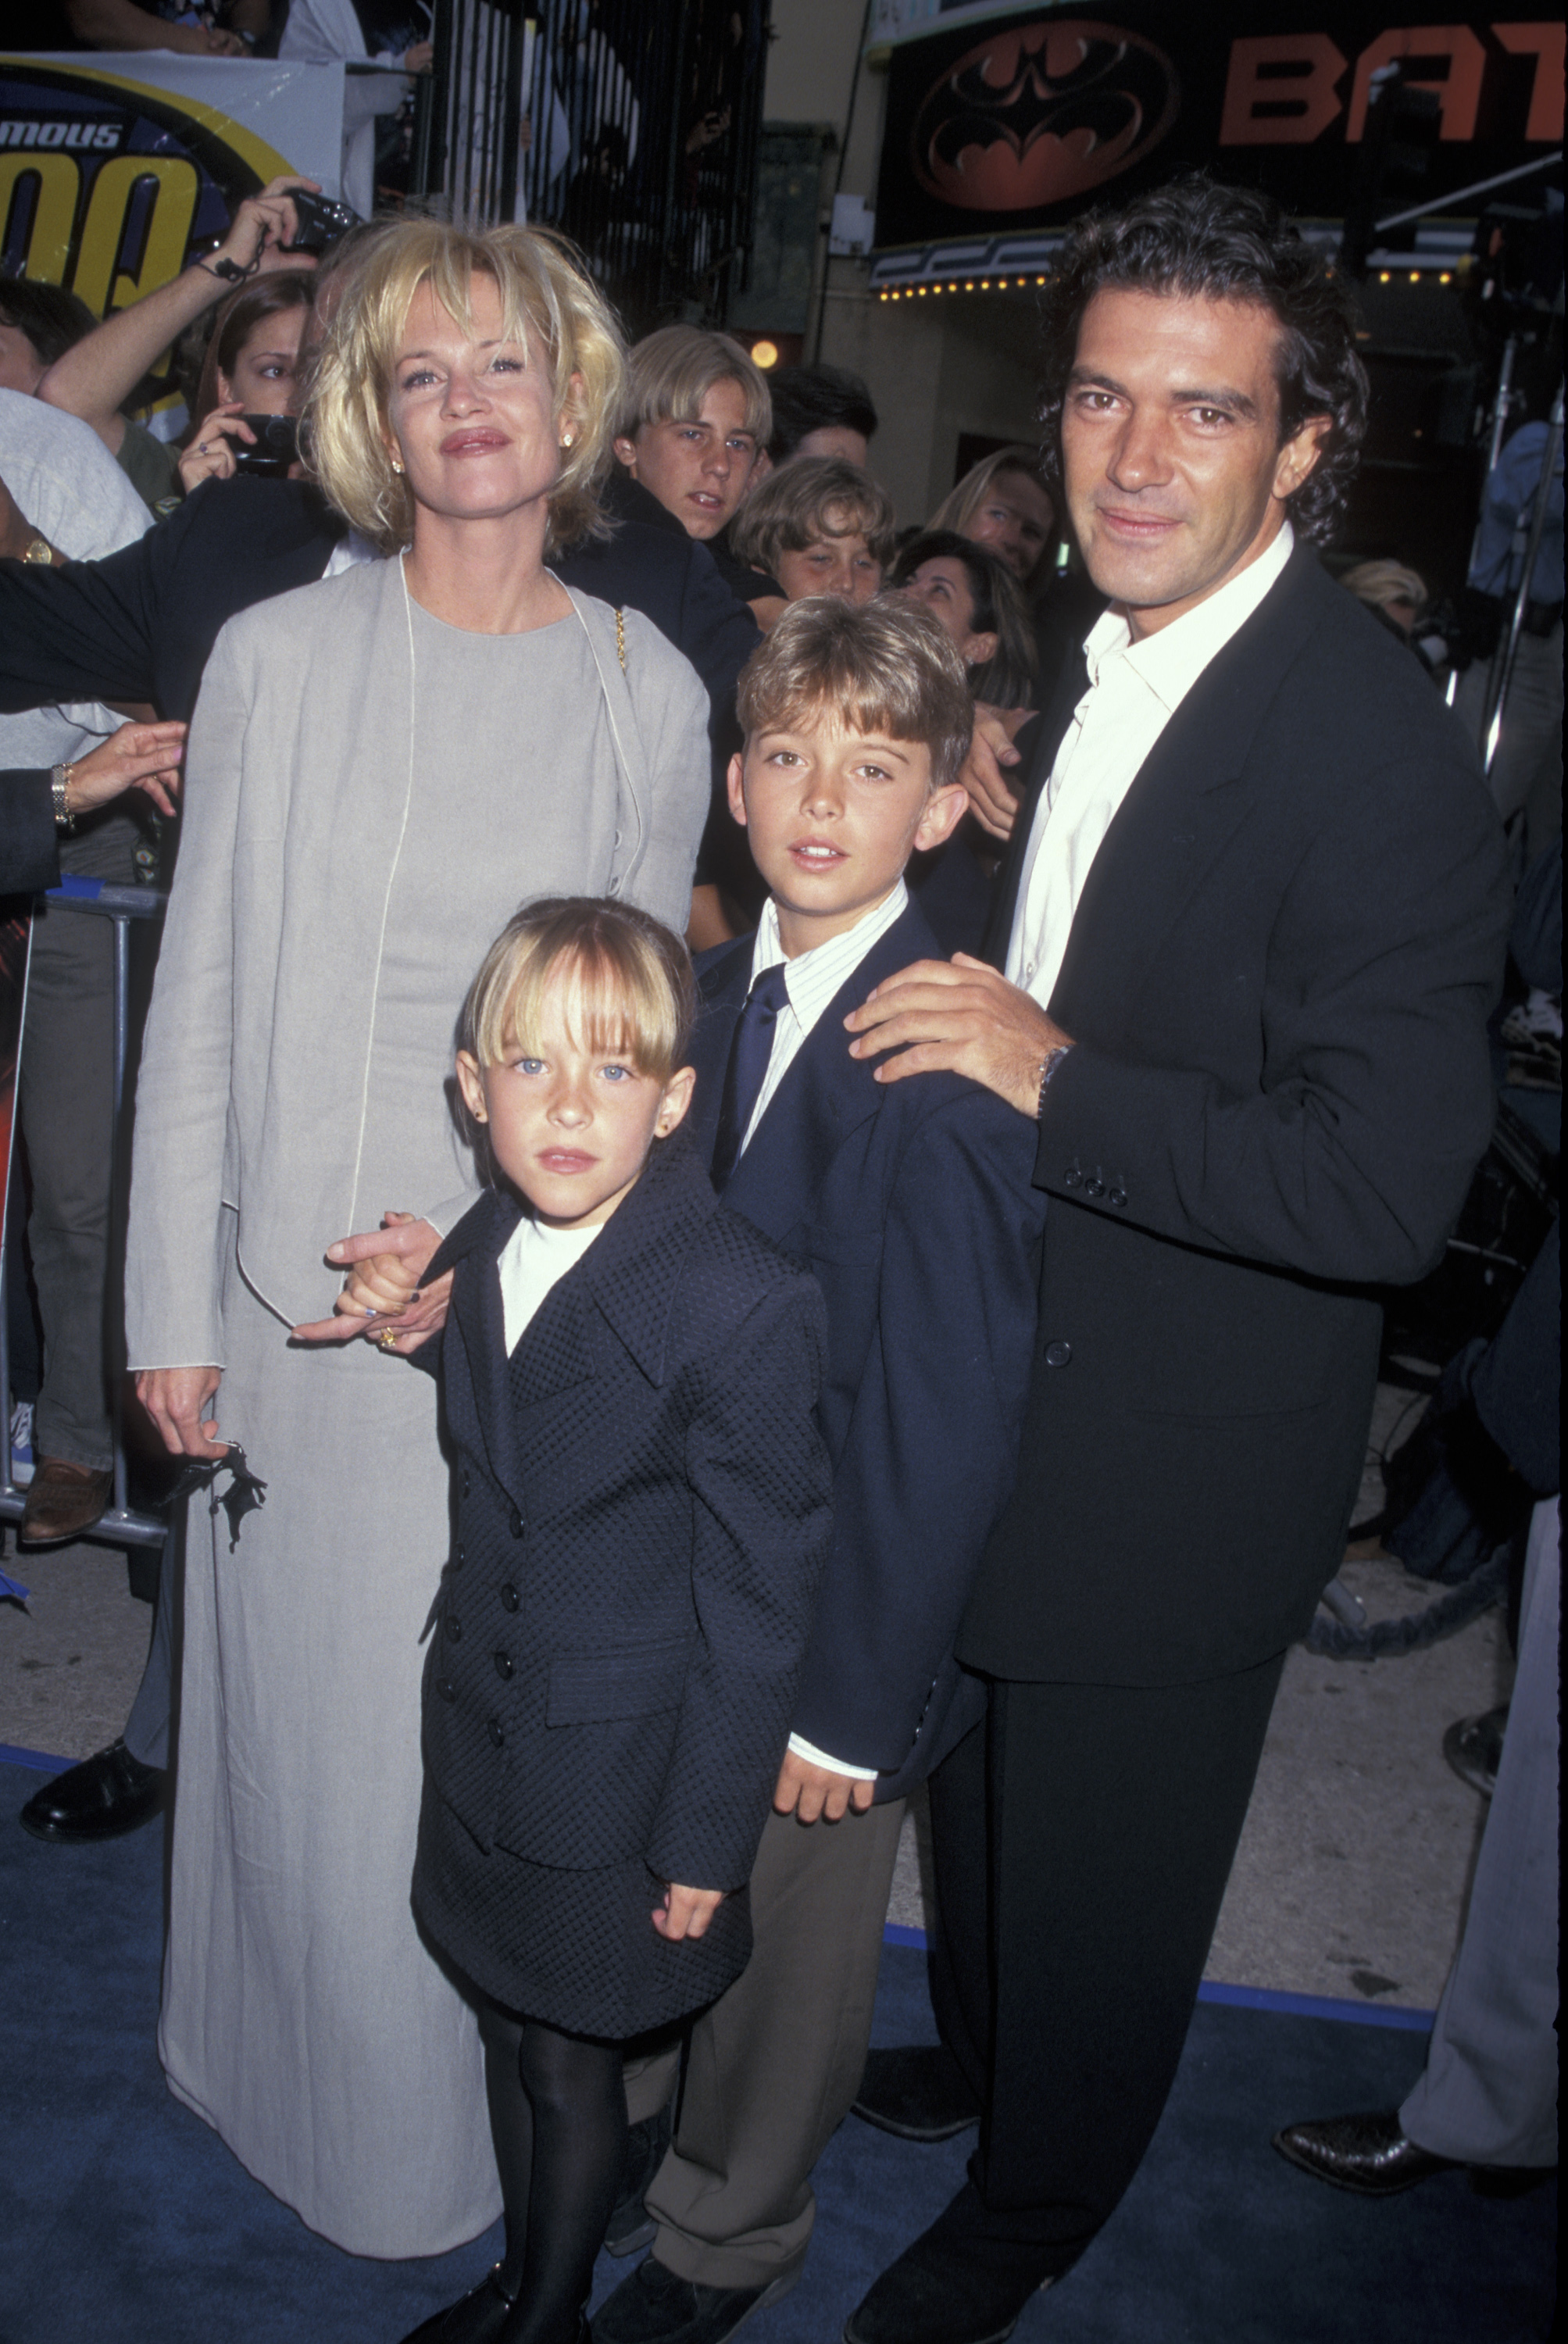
[126,561,709,2255]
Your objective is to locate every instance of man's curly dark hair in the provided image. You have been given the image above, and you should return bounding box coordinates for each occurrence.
[1036,178,1368,545]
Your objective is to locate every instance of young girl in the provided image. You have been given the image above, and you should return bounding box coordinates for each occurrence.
[397,898,832,2344]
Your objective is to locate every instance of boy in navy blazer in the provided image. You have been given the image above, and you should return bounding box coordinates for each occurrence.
[595,599,1045,2344]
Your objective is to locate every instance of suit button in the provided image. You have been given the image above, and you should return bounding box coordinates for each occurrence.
[1109,1186,1127,1208]
[1045,1341,1073,1367]
[1063,1164,1083,1189]
[437,1675,457,1704]
[509,1507,524,1539]
[493,1649,515,1682]
[445,1613,463,1642]
[1084,1177,1105,1199]
[487,1717,505,1749]
[499,1582,520,1614]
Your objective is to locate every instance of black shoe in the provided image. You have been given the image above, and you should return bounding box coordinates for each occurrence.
[399,2265,516,2344]
[604,2101,673,2256]
[591,2252,798,2344]
[19,1739,166,1845]
[843,2184,1055,2344]
[852,2044,980,2142]
[1442,1704,1508,1797]
[1272,2110,1456,2197]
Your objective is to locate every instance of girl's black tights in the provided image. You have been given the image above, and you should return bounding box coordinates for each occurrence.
[476,1999,627,2344]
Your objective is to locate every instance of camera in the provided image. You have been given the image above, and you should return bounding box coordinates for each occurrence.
[288,188,360,254]
[232,415,301,477]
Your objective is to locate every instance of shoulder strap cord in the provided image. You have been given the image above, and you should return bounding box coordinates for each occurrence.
[566,590,647,899]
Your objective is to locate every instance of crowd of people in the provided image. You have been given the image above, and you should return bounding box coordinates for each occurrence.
[0,163,1559,2344]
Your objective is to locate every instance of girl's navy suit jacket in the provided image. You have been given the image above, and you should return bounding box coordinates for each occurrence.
[415,1134,833,1893]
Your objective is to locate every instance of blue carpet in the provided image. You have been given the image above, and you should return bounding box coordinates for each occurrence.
[0,1760,1553,2343]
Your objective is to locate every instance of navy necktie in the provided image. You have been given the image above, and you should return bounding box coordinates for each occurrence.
[712,964,791,1188]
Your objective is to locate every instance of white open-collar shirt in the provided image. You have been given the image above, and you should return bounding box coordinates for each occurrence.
[1005,523,1295,1006]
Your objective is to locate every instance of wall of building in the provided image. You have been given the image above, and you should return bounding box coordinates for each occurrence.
[759,0,1047,527]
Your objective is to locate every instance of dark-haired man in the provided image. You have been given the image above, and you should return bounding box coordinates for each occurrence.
[766,363,879,470]
[842,180,1511,2343]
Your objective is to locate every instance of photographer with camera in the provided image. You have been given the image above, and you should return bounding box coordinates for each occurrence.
[177,274,316,493]
[32,174,327,499]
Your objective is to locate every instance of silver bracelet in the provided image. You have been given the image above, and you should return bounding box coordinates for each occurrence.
[51,762,77,834]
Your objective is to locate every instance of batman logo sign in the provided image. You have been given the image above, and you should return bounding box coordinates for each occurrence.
[910,19,1178,214]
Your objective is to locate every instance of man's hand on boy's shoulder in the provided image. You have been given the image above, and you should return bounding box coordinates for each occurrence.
[845,952,1070,1119]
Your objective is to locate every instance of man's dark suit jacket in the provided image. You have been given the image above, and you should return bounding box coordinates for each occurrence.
[963,540,1512,1688]
[0,476,757,727]
[414,1134,833,1895]
[691,899,1045,1801]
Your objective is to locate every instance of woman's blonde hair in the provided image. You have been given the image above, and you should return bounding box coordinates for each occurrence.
[305,220,627,556]
[927,445,1054,586]
[459,898,696,1090]
[730,456,898,581]
[1340,558,1428,618]
[618,323,772,448]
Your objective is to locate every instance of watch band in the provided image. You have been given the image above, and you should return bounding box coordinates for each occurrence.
[1034,1043,1072,1120]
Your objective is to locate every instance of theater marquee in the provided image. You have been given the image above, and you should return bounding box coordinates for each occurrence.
[872,8,1564,250]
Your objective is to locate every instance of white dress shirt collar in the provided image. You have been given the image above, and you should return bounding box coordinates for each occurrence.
[1080,520,1295,718]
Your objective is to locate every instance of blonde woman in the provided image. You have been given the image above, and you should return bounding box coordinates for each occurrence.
[928,443,1055,591]
[125,221,709,2256]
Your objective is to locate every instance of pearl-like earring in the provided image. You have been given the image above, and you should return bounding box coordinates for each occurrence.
[561,433,573,448]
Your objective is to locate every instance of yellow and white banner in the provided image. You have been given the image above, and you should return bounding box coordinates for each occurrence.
[0,52,344,318]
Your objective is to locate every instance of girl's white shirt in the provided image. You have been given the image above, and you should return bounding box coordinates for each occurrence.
[498,1210,603,1356]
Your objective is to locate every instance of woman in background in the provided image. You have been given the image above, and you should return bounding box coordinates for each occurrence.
[927,443,1055,594]
[892,527,1036,709]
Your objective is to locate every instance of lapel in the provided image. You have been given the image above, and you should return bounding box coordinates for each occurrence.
[689,937,753,1164]
[981,643,1091,968]
[447,1191,532,1502]
[714,902,941,1244]
[1048,541,1325,1040]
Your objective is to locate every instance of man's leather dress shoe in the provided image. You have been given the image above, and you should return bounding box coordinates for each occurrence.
[1272,2110,1456,2196]
[852,2044,980,2142]
[19,1739,166,1844]
[19,1457,113,1545]
[843,2183,1055,2344]
[591,2250,798,2343]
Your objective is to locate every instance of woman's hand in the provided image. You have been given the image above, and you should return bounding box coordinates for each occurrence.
[205,174,322,282]
[136,1367,227,1459]
[65,720,188,821]
[402,41,434,72]
[291,1214,452,1354]
[962,703,1030,841]
[179,404,255,494]
[653,1884,726,1941]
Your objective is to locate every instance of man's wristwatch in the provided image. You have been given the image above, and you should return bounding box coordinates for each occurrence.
[1034,1044,1072,1119]
[51,762,77,833]
[23,535,55,564]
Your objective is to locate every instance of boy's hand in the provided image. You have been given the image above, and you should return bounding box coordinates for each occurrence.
[845,954,1071,1117]
[962,704,1029,841]
[773,1748,874,1823]
[291,1213,451,1351]
[652,1884,725,1941]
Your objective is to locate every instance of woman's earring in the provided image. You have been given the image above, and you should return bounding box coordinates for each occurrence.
[561,431,573,448]
[391,456,405,474]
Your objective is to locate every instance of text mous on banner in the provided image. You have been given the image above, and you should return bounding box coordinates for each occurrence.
[0,52,345,319]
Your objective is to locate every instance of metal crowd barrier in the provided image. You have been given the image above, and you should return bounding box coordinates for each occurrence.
[0,878,170,1553]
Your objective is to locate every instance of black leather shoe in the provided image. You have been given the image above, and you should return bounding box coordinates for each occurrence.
[19,1739,166,1845]
[398,2264,516,2344]
[852,2044,980,2142]
[591,2252,798,2344]
[1272,2110,1456,2196]
[604,2100,673,2256]
[843,2185,1054,2344]
[1442,1704,1508,1797]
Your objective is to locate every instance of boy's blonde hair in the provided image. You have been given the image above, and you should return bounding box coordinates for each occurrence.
[459,899,696,1086]
[737,597,973,794]
[729,456,898,581]
[618,323,772,447]
[305,220,626,556]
